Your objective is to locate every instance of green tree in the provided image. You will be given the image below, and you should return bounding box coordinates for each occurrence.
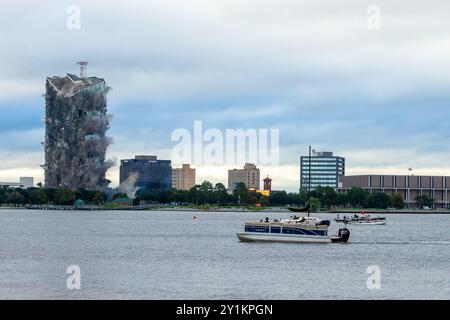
[199,181,214,204]
[390,193,404,209]
[189,185,201,206]
[157,190,175,203]
[246,191,261,205]
[269,191,288,205]
[346,187,367,208]
[287,192,303,206]
[76,188,96,202]
[53,188,76,205]
[173,189,189,204]
[260,194,270,206]
[234,182,248,205]
[307,186,323,202]
[213,183,228,206]
[298,189,309,204]
[415,194,434,209]
[93,191,107,205]
[336,193,347,207]
[320,186,338,208]
[28,188,48,205]
[44,188,58,204]
[366,192,391,209]
[0,187,7,204]
[309,197,321,212]
[6,191,25,206]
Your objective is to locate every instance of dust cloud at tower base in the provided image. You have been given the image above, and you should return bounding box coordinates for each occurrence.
[44,73,113,190]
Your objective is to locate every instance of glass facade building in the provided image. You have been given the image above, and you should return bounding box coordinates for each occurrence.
[120,155,172,191]
[300,151,345,191]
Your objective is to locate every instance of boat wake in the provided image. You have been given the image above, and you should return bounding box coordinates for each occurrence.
[350,240,450,245]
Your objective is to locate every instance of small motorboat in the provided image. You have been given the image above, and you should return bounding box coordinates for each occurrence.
[237,216,350,243]
[335,213,386,225]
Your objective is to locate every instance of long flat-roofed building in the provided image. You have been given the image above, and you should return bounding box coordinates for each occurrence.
[339,175,450,208]
[0,177,34,189]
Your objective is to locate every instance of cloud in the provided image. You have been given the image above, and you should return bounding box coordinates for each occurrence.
[1,1,450,191]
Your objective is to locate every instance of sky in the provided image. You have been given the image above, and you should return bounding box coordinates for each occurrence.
[1,0,450,192]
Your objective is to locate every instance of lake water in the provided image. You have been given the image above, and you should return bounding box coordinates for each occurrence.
[0,210,449,299]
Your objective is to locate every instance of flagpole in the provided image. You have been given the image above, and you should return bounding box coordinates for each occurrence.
[308,145,311,217]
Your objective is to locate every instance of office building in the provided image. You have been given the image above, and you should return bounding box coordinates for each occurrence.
[120,155,172,191]
[300,151,345,191]
[228,163,260,192]
[172,164,196,190]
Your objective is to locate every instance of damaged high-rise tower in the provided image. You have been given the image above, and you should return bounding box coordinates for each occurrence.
[43,62,113,190]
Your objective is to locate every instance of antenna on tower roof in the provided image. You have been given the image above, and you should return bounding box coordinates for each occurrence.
[77,61,88,78]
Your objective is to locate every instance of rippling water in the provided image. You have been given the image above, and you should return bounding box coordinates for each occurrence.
[0,210,449,299]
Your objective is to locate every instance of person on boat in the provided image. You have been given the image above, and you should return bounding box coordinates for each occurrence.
[337,214,340,220]
[265,217,269,223]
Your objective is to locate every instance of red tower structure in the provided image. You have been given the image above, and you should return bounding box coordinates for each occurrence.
[263,176,272,191]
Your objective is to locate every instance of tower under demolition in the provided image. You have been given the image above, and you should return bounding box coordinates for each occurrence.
[44,70,113,190]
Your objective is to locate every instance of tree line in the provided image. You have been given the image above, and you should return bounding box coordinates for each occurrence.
[0,187,107,206]
[297,186,434,210]
[135,183,433,209]
[0,183,435,209]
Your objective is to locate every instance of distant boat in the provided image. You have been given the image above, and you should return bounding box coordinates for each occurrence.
[288,204,310,212]
[335,214,386,225]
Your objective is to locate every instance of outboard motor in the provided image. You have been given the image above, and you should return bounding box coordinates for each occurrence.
[337,228,350,243]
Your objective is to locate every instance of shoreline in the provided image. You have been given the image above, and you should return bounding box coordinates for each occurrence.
[1,206,450,214]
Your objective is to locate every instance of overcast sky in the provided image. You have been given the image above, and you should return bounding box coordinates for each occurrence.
[1,0,450,191]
